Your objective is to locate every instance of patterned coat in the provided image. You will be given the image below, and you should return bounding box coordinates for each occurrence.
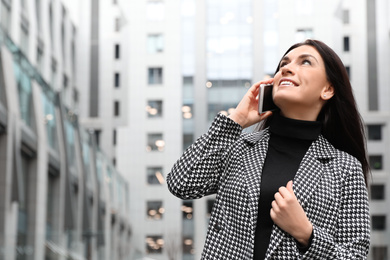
[167,114,370,259]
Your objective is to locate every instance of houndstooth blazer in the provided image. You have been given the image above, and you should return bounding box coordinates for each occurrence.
[167,114,370,260]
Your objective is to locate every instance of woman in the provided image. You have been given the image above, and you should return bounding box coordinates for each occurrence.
[167,40,370,259]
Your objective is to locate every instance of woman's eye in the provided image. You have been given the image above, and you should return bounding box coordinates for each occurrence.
[302,59,311,65]
[280,62,287,67]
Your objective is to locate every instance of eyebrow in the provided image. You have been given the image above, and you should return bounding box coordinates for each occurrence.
[281,54,319,63]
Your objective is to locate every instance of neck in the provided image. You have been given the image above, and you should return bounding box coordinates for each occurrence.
[279,108,320,121]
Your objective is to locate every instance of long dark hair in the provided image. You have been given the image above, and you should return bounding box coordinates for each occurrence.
[262,39,370,185]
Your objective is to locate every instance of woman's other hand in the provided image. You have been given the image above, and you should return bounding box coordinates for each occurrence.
[229,79,274,128]
[270,181,313,247]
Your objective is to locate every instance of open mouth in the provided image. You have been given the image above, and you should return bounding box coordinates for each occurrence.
[279,80,298,87]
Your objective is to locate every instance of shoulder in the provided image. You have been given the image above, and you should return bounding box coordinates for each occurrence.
[315,136,363,180]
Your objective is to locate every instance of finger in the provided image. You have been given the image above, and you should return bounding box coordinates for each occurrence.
[271,200,279,212]
[278,186,291,198]
[274,192,283,204]
[286,180,294,193]
[259,111,273,120]
[270,208,276,220]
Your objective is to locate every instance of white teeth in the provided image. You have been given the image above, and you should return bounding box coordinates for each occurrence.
[280,81,295,86]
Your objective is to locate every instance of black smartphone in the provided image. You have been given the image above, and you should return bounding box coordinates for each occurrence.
[258,83,277,114]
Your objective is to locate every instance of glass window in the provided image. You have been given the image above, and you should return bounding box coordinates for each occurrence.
[182,200,193,220]
[42,92,58,151]
[182,104,193,119]
[113,129,117,146]
[14,63,33,127]
[115,44,120,59]
[147,133,164,152]
[343,36,350,52]
[183,134,193,151]
[369,155,383,170]
[372,215,386,230]
[206,199,215,218]
[371,184,385,200]
[81,130,93,188]
[114,101,120,116]
[367,125,382,140]
[147,167,164,185]
[46,171,58,240]
[1,0,11,32]
[17,153,30,257]
[114,73,120,88]
[183,237,194,255]
[36,46,44,73]
[148,68,163,84]
[147,201,164,220]
[146,1,165,21]
[146,235,164,254]
[146,100,163,118]
[20,17,29,55]
[115,17,120,31]
[147,34,164,53]
[345,66,350,79]
[343,10,350,24]
[372,246,388,260]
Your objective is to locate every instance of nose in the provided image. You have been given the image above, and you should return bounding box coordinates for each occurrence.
[281,63,295,76]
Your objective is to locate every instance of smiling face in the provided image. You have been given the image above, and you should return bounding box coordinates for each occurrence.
[272,45,334,121]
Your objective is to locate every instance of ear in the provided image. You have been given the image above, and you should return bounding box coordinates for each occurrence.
[321,84,334,100]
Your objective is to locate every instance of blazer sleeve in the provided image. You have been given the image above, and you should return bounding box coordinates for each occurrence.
[167,113,242,199]
[302,157,370,259]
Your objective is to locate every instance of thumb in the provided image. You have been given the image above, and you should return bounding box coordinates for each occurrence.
[286,180,294,193]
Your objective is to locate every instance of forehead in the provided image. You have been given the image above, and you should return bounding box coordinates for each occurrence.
[284,45,323,61]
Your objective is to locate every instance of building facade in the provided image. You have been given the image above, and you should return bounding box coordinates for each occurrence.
[0,0,131,259]
[116,0,390,260]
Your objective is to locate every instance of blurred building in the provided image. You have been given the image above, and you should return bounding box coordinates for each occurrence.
[113,0,390,260]
[0,0,131,259]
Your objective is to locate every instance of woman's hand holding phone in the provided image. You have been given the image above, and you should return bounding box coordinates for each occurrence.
[229,79,274,128]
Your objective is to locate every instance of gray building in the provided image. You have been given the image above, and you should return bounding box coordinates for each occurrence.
[116,0,390,260]
[0,0,131,259]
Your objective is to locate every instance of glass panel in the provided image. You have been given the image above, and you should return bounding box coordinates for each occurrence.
[106,164,114,200]
[372,246,388,260]
[370,184,385,200]
[147,201,164,220]
[147,34,164,53]
[146,133,164,152]
[146,235,164,254]
[183,237,194,256]
[41,92,58,151]
[148,68,163,84]
[17,154,30,259]
[146,100,163,118]
[372,215,386,230]
[81,130,93,189]
[46,173,57,241]
[64,119,76,168]
[369,155,383,170]
[14,62,33,127]
[367,125,382,140]
[147,167,164,185]
[1,1,12,33]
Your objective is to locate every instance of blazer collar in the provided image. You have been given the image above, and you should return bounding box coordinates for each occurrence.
[243,129,338,160]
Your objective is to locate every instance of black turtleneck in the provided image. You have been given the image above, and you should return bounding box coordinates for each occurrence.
[253,112,322,259]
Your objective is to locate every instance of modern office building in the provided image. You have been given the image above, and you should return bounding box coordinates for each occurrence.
[115,0,390,260]
[0,0,131,259]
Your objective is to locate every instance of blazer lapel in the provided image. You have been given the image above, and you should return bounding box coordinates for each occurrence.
[265,135,336,259]
[242,130,270,230]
